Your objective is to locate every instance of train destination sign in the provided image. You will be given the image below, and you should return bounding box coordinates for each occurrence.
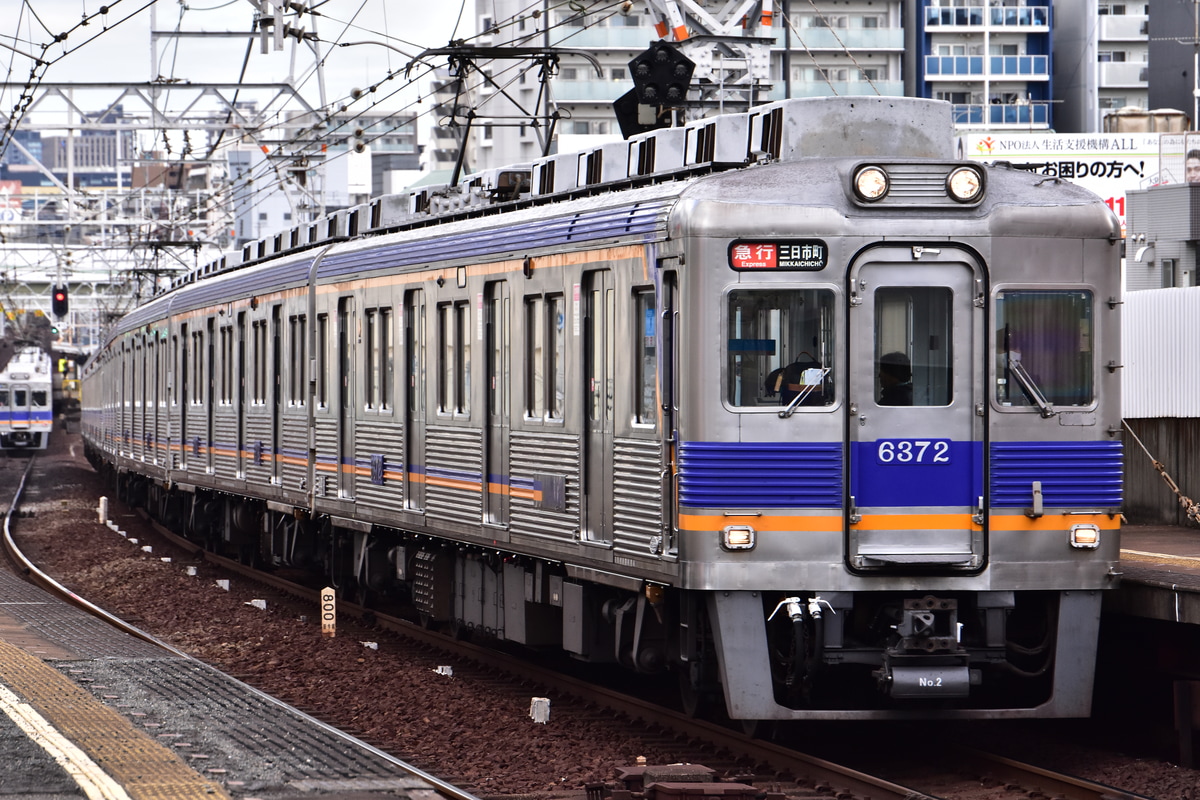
[729,240,828,271]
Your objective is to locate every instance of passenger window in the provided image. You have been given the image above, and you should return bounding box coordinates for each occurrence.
[726,289,835,408]
[874,287,952,407]
[634,290,657,425]
[996,290,1094,407]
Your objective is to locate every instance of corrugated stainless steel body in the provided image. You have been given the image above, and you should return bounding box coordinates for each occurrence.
[79,97,1125,721]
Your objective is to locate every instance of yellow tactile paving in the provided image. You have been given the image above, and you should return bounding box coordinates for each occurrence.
[1122,549,1200,568]
[0,638,229,800]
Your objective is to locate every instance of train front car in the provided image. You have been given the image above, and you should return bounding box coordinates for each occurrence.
[674,98,1122,720]
[0,346,53,450]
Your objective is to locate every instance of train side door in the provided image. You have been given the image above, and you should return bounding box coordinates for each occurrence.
[484,280,510,528]
[337,296,357,499]
[271,306,283,484]
[179,324,188,469]
[207,318,217,474]
[236,312,247,478]
[404,290,426,511]
[582,269,614,544]
[846,247,985,571]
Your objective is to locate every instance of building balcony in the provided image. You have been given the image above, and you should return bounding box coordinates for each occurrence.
[1099,61,1149,88]
[551,79,630,103]
[1098,14,1149,41]
[553,26,658,49]
[924,4,1048,29]
[952,102,1050,128]
[769,80,904,100]
[924,55,1049,79]
[785,28,904,50]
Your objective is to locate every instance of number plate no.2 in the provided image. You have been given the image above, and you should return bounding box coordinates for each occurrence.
[876,439,952,465]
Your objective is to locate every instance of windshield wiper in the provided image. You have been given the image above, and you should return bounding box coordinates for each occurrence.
[1007,356,1056,418]
[779,367,830,418]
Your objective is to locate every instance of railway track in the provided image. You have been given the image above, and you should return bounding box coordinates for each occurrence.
[3,452,1161,800]
[1,452,483,800]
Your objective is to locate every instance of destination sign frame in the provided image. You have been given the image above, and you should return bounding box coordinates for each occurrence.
[728,240,829,271]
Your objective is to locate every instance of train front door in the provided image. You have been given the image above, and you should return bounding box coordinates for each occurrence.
[846,247,986,571]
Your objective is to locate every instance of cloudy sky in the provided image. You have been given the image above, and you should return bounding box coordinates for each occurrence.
[3,1,469,129]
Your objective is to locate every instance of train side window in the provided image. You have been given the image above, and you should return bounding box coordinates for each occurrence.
[525,297,546,420]
[289,315,306,406]
[548,294,565,420]
[874,287,952,407]
[634,289,657,426]
[317,314,329,408]
[382,309,394,410]
[726,289,835,408]
[438,301,471,415]
[191,330,204,406]
[364,308,394,412]
[365,309,378,409]
[995,290,1094,407]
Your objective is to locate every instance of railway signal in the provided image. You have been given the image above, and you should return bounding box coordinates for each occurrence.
[51,285,69,318]
[614,42,695,138]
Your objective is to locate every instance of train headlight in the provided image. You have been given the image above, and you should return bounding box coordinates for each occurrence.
[947,166,984,203]
[853,166,889,202]
[721,525,756,551]
[1069,524,1101,549]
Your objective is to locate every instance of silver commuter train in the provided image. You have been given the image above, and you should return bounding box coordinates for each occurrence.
[1,344,53,450]
[81,97,1123,721]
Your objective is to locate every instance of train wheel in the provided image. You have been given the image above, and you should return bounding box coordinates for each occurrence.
[678,668,715,719]
[740,718,775,739]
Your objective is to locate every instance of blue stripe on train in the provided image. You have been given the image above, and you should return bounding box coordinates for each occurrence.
[990,440,1123,508]
[678,442,843,508]
[678,440,1123,510]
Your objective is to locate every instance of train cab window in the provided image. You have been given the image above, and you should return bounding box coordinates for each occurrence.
[995,290,1094,408]
[32,390,48,407]
[874,287,952,406]
[727,289,835,408]
[0,390,7,406]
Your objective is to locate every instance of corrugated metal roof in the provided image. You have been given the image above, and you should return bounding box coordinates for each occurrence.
[1123,286,1200,418]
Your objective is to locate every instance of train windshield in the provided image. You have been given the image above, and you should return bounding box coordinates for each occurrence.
[995,290,1094,408]
[726,288,834,408]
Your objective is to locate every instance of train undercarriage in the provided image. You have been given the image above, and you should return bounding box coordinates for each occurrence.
[105,468,1083,719]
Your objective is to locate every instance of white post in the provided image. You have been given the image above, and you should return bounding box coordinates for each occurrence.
[321,587,336,637]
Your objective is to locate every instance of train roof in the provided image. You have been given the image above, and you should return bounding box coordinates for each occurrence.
[165,97,957,292]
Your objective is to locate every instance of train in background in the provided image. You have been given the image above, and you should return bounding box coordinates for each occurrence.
[1,344,53,450]
[81,97,1124,721]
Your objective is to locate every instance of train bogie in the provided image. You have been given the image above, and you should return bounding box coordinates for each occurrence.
[82,97,1123,721]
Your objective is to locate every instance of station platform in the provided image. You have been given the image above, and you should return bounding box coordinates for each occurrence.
[0,564,464,800]
[1111,523,1200,623]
